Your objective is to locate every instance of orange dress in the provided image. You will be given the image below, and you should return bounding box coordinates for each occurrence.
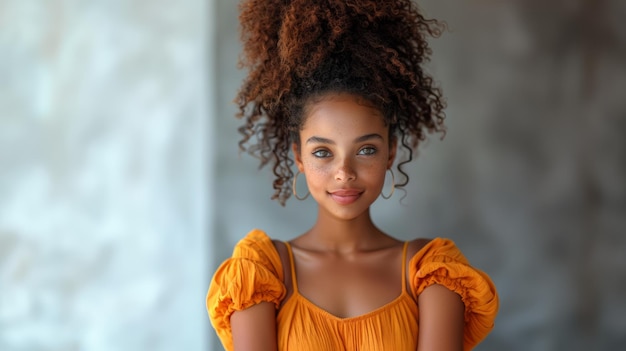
[207,229,498,351]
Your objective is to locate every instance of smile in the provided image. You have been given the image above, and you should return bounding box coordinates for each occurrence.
[329,190,363,205]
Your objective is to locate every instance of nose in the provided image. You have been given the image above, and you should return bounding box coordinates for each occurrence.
[335,158,356,182]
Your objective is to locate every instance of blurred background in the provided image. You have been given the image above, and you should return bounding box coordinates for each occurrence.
[1,0,624,350]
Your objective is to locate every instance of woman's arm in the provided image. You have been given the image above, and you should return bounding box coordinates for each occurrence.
[417,284,465,351]
[230,301,278,351]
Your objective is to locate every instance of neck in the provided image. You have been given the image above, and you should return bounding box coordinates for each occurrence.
[302,208,388,253]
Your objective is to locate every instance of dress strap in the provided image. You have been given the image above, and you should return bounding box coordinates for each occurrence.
[284,242,299,293]
[401,241,409,293]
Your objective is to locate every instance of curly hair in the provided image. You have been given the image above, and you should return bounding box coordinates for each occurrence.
[236,0,447,205]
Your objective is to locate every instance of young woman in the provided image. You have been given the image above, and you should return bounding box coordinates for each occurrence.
[207,1,499,350]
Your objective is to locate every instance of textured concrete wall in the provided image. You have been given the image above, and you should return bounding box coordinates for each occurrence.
[212,1,626,351]
[0,0,214,350]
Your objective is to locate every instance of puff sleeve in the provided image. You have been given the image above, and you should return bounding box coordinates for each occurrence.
[409,238,499,351]
[207,229,286,351]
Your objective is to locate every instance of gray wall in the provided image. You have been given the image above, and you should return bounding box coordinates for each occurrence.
[1,0,624,350]
[213,1,626,351]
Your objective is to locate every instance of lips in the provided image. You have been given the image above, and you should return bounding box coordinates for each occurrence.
[329,189,363,205]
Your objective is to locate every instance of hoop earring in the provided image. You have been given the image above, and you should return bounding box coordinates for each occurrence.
[381,169,395,200]
[292,171,310,200]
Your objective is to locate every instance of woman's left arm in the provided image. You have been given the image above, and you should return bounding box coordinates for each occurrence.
[417,283,465,351]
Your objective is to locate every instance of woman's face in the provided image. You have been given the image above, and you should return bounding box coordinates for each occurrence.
[293,93,396,220]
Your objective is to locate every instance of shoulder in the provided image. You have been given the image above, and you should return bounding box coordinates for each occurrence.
[233,229,274,253]
[406,237,434,262]
[406,237,467,266]
[232,229,283,268]
[405,237,499,349]
[214,228,286,287]
[207,229,287,350]
[213,228,286,280]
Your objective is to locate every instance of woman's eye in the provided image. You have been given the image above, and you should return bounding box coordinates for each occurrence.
[313,149,331,158]
[358,147,377,155]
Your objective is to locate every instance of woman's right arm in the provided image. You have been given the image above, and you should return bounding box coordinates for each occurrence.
[230,301,278,351]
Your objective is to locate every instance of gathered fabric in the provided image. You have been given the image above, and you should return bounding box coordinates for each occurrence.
[207,229,498,351]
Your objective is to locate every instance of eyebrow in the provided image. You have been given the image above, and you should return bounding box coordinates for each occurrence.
[305,133,384,145]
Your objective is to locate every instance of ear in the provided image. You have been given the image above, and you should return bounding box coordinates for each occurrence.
[292,143,304,172]
[387,137,397,169]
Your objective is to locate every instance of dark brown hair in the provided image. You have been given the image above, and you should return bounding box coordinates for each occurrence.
[236,0,446,205]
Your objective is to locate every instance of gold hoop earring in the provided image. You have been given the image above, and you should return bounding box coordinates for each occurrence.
[292,171,310,200]
[381,169,395,200]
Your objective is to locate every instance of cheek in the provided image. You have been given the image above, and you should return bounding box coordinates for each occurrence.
[302,161,330,183]
[368,165,388,186]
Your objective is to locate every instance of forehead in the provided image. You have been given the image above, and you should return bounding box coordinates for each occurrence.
[301,94,387,137]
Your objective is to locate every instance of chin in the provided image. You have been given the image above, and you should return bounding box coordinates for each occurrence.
[320,198,374,221]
